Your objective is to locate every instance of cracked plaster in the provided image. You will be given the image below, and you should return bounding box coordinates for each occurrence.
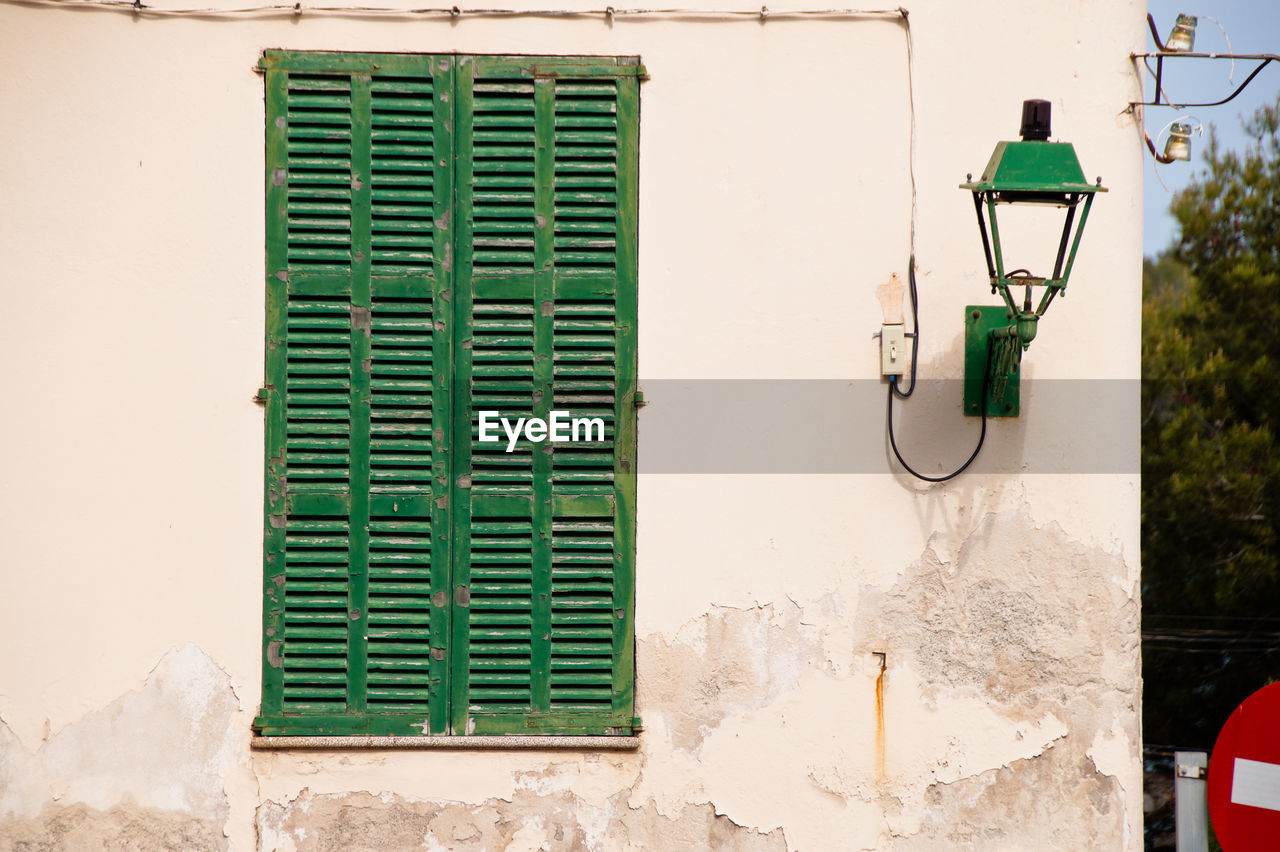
[0,505,1140,850]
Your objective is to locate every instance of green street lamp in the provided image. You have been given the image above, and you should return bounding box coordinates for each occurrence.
[959,99,1106,416]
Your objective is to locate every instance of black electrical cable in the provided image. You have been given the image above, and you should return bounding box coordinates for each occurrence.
[890,255,922,398]
[885,263,991,481]
[887,358,989,482]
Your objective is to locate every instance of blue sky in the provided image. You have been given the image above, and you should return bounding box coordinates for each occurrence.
[1143,0,1280,256]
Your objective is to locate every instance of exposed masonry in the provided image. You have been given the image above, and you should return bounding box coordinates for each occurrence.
[863,510,1139,848]
[0,645,240,852]
[905,747,1124,850]
[640,601,828,754]
[257,789,786,851]
[0,802,223,852]
[0,508,1139,850]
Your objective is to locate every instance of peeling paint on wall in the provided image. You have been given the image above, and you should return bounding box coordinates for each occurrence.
[0,507,1139,851]
[256,788,786,852]
[903,746,1123,849]
[640,602,828,753]
[0,802,223,852]
[860,509,1140,717]
[0,645,241,851]
[622,507,1140,850]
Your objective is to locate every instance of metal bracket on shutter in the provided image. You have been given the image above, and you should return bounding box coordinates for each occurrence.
[633,391,647,408]
[616,56,649,79]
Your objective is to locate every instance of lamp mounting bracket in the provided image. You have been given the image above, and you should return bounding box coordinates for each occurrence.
[964,307,1020,417]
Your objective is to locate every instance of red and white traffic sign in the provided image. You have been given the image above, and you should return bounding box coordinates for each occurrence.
[1209,682,1280,850]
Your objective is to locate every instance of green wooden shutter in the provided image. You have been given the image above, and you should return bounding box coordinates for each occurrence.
[258,52,455,736]
[450,56,639,736]
[259,52,638,738]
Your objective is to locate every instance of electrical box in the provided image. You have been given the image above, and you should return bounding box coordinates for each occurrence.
[881,324,906,376]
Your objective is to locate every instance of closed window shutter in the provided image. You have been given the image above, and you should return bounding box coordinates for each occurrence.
[450,57,638,736]
[259,52,637,738]
[259,53,454,736]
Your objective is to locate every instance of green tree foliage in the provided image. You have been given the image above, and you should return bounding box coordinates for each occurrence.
[1143,98,1280,751]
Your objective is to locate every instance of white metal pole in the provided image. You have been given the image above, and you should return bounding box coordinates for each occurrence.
[1175,750,1209,852]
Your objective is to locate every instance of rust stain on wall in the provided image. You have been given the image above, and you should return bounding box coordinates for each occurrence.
[875,655,887,781]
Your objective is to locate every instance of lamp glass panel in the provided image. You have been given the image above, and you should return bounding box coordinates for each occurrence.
[988,201,1078,282]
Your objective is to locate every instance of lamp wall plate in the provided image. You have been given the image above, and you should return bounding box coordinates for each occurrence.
[964,306,1020,417]
[881,323,906,376]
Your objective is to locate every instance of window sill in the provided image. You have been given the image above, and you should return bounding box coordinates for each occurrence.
[251,735,640,750]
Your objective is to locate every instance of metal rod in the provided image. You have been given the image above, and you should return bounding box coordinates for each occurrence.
[1133,51,1280,62]
[1052,196,1078,280]
[1146,12,1169,52]
[1057,193,1094,296]
[1131,55,1279,108]
[972,192,996,282]
[985,195,1005,283]
[1145,132,1180,164]
[984,196,1017,315]
[1035,286,1056,316]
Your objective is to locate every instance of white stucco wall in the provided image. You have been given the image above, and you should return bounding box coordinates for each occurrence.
[0,1,1144,848]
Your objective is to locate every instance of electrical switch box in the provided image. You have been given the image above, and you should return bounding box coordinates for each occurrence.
[881,324,906,376]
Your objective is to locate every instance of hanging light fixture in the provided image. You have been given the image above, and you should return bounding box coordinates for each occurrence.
[1166,14,1198,52]
[958,100,1106,416]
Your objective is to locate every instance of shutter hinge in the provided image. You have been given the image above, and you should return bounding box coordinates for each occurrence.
[634,391,646,408]
[255,387,271,405]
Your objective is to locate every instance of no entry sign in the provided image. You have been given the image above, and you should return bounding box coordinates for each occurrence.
[1208,683,1280,850]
